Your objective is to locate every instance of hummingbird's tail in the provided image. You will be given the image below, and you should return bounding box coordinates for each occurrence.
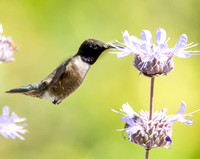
[6,82,47,98]
[6,86,30,93]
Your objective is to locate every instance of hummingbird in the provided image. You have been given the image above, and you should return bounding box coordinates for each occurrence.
[6,39,114,104]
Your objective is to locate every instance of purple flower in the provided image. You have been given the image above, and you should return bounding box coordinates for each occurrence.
[112,28,199,77]
[0,24,18,64]
[0,106,27,140]
[112,102,197,150]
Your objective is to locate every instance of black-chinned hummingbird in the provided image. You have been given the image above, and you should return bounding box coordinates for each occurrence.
[6,39,114,104]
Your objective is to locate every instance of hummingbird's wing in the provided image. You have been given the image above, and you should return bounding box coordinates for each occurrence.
[47,58,72,89]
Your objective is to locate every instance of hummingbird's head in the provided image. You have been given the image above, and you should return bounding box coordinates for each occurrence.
[77,39,113,65]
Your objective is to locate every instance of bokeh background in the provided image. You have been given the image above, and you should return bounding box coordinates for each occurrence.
[0,0,200,158]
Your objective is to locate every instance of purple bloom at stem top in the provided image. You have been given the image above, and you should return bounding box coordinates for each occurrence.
[113,28,199,77]
[0,106,27,140]
[0,24,18,64]
[111,102,199,150]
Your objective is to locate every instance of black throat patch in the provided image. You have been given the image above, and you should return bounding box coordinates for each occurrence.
[76,39,108,65]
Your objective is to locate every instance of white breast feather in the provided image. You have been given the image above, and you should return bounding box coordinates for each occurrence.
[74,56,90,78]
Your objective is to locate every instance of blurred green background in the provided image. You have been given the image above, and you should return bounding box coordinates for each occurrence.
[0,0,200,158]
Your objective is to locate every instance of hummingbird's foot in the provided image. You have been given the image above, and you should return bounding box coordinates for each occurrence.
[52,99,58,104]
[52,99,61,105]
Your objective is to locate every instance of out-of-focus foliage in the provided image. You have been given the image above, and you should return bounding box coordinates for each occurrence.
[0,0,200,158]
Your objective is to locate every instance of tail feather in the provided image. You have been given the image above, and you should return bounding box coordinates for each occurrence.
[6,87,30,93]
[6,82,47,99]
[6,84,45,99]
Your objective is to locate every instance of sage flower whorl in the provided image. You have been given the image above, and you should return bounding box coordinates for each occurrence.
[114,28,199,77]
[0,24,18,64]
[112,102,194,150]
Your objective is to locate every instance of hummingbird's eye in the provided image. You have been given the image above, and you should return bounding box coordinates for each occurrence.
[91,44,99,49]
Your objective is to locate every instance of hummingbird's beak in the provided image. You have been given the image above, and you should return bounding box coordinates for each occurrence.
[105,43,116,49]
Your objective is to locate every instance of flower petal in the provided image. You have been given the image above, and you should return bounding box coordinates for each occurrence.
[117,50,132,58]
[169,115,193,125]
[165,136,172,149]
[121,116,137,126]
[129,36,142,46]
[176,102,186,115]
[173,34,190,58]
[122,103,135,117]
[161,108,168,114]
[166,136,172,143]
[141,30,152,44]
[156,28,166,44]
[125,125,139,136]
[178,117,193,125]
[2,106,10,116]
[174,34,188,50]
[123,30,130,46]
[140,43,151,55]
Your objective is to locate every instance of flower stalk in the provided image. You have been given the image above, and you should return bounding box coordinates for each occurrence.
[149,77,155,120]
[145,150,149,159]
[147,76,155,158]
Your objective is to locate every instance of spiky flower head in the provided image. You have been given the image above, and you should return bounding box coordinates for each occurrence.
[112,28,199,77]
[0,24,18,64]
[112,102,196,150]
[0,106,27,140]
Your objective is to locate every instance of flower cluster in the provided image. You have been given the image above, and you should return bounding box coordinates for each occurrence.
[112,102,196,150]
[113,28,199,77]
[0,24,17,64]
[0,106,27,140]
[0,25,27,141]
